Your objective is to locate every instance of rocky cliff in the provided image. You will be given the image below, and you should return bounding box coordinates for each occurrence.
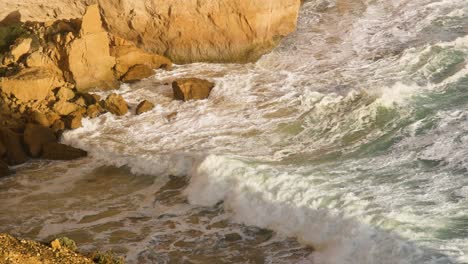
[0,0,301,63]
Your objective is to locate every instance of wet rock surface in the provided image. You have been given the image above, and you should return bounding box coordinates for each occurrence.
[172,78,215,101]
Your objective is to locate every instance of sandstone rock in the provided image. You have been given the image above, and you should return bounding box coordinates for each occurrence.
[56,87,75,101]
[67,5,117,91]
[46,111,61,125]
[86,104,104,118]
[0,0,301,63]
[104,93,128,116]
[65,112,82,129]
[0,67,64,102]
[99,0,302,63]
[73,96,86,107]
[53,100,79,116]
[111,36,172,78]
[0,128,28,165]
[42,142,87,160]
[31,111,51,127]
[51,119,65,133]
[173,78,215,101]
[9,38,32,63]
[121,64,154,83]
[23,123,57,157]
[135,100,154,115]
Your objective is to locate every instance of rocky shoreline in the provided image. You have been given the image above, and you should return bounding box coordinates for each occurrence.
[0,5,216,178]
[0,2,301,263]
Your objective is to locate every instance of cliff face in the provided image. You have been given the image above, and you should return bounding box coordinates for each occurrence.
[0,0,301,63]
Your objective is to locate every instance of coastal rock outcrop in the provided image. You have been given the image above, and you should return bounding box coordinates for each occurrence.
[173,78,215,101]
[68,4,117,91]
[0,0,301,63]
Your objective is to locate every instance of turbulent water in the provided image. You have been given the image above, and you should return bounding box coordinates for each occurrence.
[1,0,468,263]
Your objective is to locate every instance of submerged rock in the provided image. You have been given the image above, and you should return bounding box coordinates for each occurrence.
[173,78,215,101]
[41,142,87,160]
[135,100,154,115]
[23,123,57,157]
[104,93,128,116]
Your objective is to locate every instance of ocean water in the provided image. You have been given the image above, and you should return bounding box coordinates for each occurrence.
[1,0,468,263]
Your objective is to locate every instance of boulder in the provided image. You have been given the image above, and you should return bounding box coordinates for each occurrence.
[73,96,86,107]
[56,87,75,101]
[53,100,80,116]
[0,160,10,177]
[104,93,128,116]
[0,128,28,165]
[23,124,57,157]
[135,100,154,115]
[51,119,65,133]
[0,67,64,102]
[86,104,105,118]
[67,5,117,91]
[80,93,101,105]
[30,111,50,127]
[172,78,215,101]
[121,64,154,83]
[64,112,82,129]
[41,142,87,160]
[46,111,61,125]
[111,36,172,78]
[0,140,6,157]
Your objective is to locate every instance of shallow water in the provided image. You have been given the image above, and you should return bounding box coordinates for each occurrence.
[1,0,468,263]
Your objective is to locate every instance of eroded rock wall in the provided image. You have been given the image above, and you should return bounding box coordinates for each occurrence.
[0,0,301,63]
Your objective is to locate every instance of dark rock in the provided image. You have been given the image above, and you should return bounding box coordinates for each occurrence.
[0,140,5,157]
[0,128,28,165]
[0,160,10,177]
[172,78,215,101]
[80,93,101,106]
[41,143,87,160]
[135,100,154,115]
[23,124,57,158]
